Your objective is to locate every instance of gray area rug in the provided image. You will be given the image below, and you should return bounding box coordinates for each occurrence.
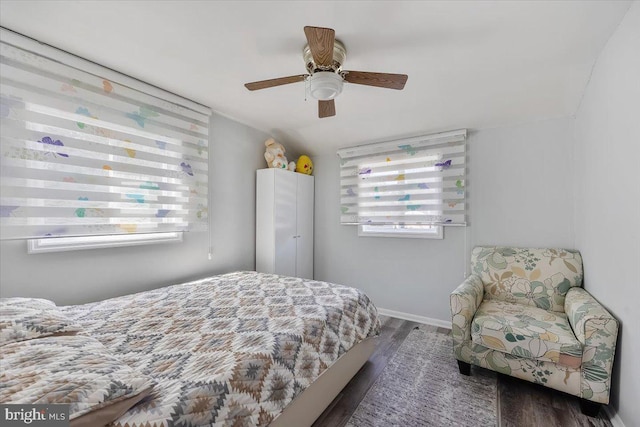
[347,326,497,427]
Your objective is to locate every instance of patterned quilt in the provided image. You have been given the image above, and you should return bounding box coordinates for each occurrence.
[60,271,380,427]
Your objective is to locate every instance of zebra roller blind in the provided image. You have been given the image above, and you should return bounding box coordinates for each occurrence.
[337,130,467,226]
[0,31,210,240]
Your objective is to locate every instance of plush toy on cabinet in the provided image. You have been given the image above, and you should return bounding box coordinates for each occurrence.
[296,155,313,175]
[264,138,295,171]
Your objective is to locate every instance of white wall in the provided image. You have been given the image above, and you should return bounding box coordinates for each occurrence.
[573,4,639,424]
[314,117,576,322]
[0,113,269,305]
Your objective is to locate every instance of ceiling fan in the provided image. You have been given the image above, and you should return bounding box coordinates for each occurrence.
[244,26,408,118]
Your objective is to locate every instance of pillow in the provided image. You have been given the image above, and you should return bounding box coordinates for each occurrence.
[0,297,83,345]
[0,334,154,427]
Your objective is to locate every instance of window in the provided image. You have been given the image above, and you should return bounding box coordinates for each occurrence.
[337,130,467,237]
[0,29,210,248]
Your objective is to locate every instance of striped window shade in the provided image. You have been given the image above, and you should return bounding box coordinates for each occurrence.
[337,130,467,226]
[0,32,210,240]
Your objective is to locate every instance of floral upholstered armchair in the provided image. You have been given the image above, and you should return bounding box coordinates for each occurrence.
[450,246,618,416]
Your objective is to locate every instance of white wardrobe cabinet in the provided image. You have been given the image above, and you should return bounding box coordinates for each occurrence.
[256,168,314,279]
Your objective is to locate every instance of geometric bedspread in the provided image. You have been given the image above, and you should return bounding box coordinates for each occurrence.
[60,271,380,427]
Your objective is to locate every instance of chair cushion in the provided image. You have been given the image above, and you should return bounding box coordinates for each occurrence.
[471,247,583,312]
[471,300,583,368]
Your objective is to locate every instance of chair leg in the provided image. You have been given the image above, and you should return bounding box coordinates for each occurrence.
[579,399,602,417]
[457,360,471,376]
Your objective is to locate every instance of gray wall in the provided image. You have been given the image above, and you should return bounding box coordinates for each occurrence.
[314,117,576,322]
[0,113,269,305]
[573,4,639,424]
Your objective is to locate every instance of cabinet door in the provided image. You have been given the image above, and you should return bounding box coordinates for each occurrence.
[296,174,314,279]
[274,171,297,277]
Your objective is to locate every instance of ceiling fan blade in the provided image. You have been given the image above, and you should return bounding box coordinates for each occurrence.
[344,71,408,90]
[318,99,336,118]
[244,74,307,91]
[304,26,335,68]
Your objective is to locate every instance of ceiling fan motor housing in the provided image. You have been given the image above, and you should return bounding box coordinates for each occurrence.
[303,39,347,73]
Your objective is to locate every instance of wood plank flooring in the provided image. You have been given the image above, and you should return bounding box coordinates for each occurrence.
[498,373,612,427]
[313,316,613,427]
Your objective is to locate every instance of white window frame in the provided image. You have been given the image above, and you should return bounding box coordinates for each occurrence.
[27,232,183,254]
[358,224,444,239]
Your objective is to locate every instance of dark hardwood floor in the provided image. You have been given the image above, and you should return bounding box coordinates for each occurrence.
[313,316,613,427]
[498,373,612,427]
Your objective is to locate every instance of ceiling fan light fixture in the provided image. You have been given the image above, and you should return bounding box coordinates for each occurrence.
[309,71,343,101]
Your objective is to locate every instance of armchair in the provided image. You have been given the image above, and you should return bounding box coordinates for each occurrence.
[450,246,618,416]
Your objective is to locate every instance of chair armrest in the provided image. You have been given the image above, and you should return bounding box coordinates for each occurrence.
[450,274,484,360]
[565,287,618,345]
[565,287,619,404]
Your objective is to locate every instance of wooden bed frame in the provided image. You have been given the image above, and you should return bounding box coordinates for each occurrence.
[271,336,377,426]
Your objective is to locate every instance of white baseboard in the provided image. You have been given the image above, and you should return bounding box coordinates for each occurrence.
[377,307,452,329]
[604,406,626,427]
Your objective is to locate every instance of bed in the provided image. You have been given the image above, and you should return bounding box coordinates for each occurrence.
[1,271,380,427]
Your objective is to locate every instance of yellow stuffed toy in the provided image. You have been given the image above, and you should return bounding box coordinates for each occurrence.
[296,155,313,175]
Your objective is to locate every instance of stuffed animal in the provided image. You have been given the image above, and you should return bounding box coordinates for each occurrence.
[296,155,313,175]
[264,138,295,171]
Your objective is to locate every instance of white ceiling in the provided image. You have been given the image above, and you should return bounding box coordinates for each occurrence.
[0,1,631,155]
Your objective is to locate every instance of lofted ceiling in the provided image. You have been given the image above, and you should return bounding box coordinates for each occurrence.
[0,1,631,155]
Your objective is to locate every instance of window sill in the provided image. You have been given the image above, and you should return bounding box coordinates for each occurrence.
[358,225,444,239]
[27,232,183,254]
